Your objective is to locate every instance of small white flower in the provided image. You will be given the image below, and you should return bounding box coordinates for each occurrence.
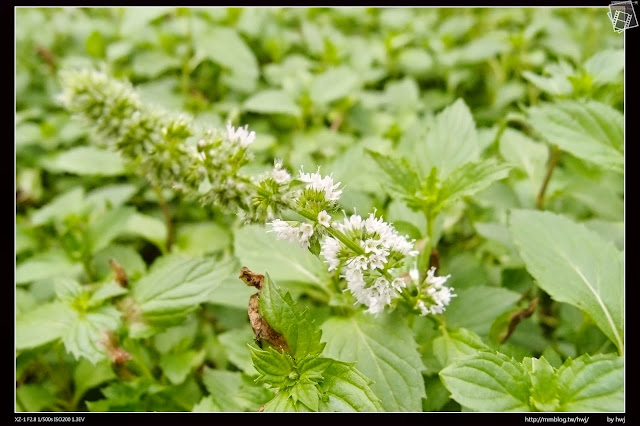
[272,160,291,184]
[269,220,313,249]
[226,122,256,147]
[317,210,331,228]
[299,167,342,202]
[426,266,451,288]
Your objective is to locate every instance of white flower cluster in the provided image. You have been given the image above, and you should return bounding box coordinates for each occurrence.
[299,168,342,202]
[226,122,256,148]
[320,213,419,314]
[269,219,315,249]
[414,267,456,316]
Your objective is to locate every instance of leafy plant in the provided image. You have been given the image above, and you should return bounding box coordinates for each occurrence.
[16,7,623,415]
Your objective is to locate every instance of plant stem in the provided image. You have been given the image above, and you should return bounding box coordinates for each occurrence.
[536,145,561,210]
[153,185,174,252]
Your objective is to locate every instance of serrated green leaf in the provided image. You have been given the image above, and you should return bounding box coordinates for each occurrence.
[16,384,60,412]
[433,328,491,368]
[291,381,321,411]
[366,149,421,201]
[440,351,532,411]
[416,98,478,179]
[42,146,125,176]
[556,353,623,412]
[322,312,425,411]
[260,273,324,360]
[62,306,121,363]
[243,89,301,116]
[509,210,623,353]
[444,286,521,338]
[263,387,308,412]
[439,159,511,209]
[527,101,623,172]
[522,68,573,96]
[523,356,561,411]
[16,301,74,350]
[317,360,383,412]
[310,66,360,104]
[132,256,225,327]
[249,345,296,388]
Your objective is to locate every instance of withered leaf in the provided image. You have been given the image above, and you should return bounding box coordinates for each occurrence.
[240,267,289,353]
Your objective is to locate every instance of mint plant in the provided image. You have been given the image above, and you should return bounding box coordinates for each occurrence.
[16,7,623,414]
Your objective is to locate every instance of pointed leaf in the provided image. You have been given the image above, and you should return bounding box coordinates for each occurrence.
[243,89,301,116]
[417,98,478,179]
[509,210,623,353]
[366,149,421,201]
[317,360,383,412]
[527,100,623,172]
[259,273,324,360]
[322,313,425,411]
[440,351,532,411]
[132,255,227,327]
[439,159,511,209]
[556,353,623,412]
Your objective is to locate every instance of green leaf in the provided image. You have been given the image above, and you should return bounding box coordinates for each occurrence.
[92,244,146,282]
[132,256,227,328]
[499,128,549,190]
[444,286,521,338]
[366,149,421,201]
[522,62,573,96]
[62,306,121,363]
[317,360,383,412]
[200,368,246,412]
[259,273,325,360]
[527,100,623,172]
[16,251,83,285]
[73,358,117,403]
[198,27,258,93]
[322,312,425,411]
[123,212,167,250]
[291,381,321,411]
[159,349,205,385]
[175,222,230,256]
[249,345,296,388]
[432,328,491,368]
[16,301,74,350]
[243,89,301,116]
[440,351,532,411]
[218,327,259,374]
[85,183,138,211]
[556,353,623,412]
[30,186,86,226]
[234,225,330,294]
[42,146,126,176]
[523,356,561,411]
[85,30,106,58]
[416,98,479,179]
[262,388,307,412]
[310,66,360,105]
[584,49,624,85]
[509,210,623,353]
[88,206,136,254]
[16,384,59,412]
[439,159,511,209]
[88,282,128,308]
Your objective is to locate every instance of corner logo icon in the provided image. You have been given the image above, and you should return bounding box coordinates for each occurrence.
[609,1,638,32]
